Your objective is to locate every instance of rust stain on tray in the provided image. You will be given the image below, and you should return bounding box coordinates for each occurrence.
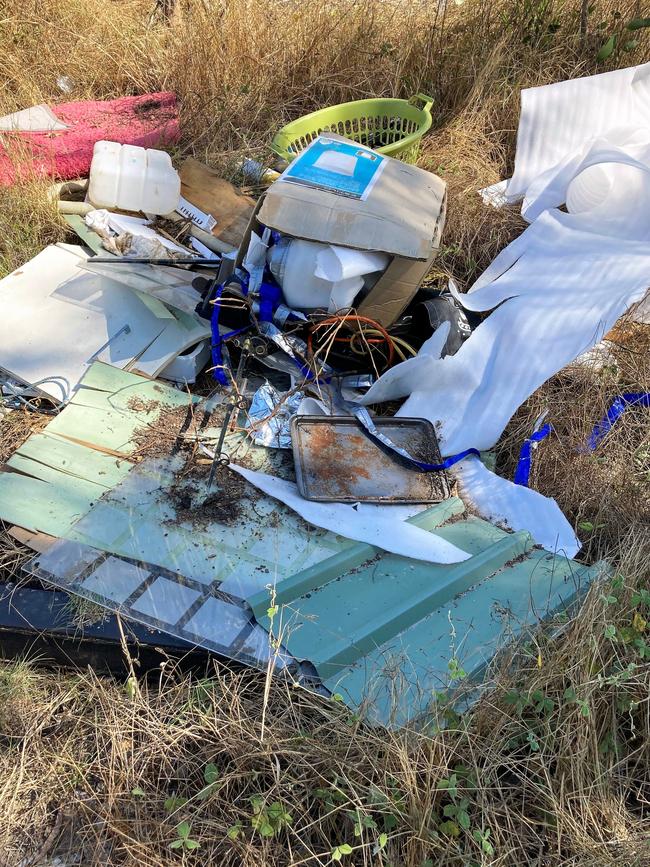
[292,416,450,504]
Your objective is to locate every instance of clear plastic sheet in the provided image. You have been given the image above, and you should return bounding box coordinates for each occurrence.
[26,540,292,672]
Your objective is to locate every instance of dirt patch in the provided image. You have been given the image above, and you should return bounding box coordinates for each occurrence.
[129,399,253,528]
[130,400,226,464]
[133,98,164,116]
[166,463,247,528]
[126,396,160,414]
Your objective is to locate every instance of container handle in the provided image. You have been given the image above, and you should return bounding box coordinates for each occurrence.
[409,93,435,114]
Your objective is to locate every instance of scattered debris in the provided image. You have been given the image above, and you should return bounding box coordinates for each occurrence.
[0,245,210,402]
[2,66,646,725]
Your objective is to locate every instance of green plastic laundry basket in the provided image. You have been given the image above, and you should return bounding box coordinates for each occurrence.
[271,93,434,165]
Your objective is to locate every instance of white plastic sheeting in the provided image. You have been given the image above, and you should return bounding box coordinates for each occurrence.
[231,464,471,564]
[506,62,650,203]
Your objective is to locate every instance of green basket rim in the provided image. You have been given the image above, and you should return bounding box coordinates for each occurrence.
[277,95,432,130]
[271,96,433,160]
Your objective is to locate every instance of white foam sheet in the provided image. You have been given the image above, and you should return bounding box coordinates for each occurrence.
[454,457,579,556]
[231,465,471,564]
[506,62,650,201]
[315,246,388,282]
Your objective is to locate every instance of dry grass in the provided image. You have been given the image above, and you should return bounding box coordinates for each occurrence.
[0,0,649,863]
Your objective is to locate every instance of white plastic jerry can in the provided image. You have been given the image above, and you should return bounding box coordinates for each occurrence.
[88,140,181,215]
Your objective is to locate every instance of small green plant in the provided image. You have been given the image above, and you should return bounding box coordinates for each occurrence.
[226,821,243,840]
[601,593,618,606]
[331,843,354,861]
[124,676,138,700]
[632,588,650,607]
[249,795,293,838]
[596,14,650,61]
[312,784,348,811]
[436,772,459,799]
[526,730,540,751]
[563,688,590,717]
[164,795,189,813]
[196,762,220,800]
[578,520,604,533]
[170,821,200,851]
[442,796,471,831]
[473,826,495,856]
[346,808,378,837]
[447,657,467,681]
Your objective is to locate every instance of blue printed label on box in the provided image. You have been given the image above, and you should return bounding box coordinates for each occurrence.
[280,136,387,200]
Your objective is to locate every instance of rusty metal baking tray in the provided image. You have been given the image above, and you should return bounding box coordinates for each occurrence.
[290,415,451,504]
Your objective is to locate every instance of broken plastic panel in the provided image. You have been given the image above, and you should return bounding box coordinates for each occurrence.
[25,540,292,672]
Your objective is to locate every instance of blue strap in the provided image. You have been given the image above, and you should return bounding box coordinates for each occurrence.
[586,392,650,451]
[210,274,250,385]
[514,423,553,487]
[514,392,650,485]
[352,406,480,472]
[259,281,282,322]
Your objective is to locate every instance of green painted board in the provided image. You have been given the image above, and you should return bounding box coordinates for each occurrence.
[0,362,358,599]
[43,363,193,454]
[247,496,603,726]
[0,471,97,536]
[9,432,130,488]
[62,215,106,255]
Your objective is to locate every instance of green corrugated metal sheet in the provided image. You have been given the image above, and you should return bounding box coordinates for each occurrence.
[249,504,603,726]
[0,362,604,728]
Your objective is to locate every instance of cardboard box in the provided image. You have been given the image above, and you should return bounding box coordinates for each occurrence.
[236,136,446,327]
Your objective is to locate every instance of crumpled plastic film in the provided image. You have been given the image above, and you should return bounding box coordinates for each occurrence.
[246,382,303,449]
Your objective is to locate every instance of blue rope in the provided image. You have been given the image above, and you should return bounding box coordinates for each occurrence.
[586,392,650,451]
[513,423,553,486]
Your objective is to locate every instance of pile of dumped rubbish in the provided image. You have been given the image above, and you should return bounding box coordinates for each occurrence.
[1,67,649,726]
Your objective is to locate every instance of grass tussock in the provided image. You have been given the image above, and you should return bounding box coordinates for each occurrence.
[0,0,649,864]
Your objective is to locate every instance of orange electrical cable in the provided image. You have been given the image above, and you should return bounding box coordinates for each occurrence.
[308,313,395,368]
